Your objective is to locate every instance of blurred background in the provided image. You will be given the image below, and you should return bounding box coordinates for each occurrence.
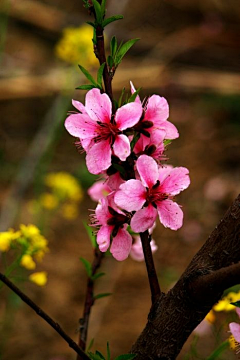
[0,0,240,359]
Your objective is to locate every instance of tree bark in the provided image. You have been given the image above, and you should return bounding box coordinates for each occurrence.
[131,194,240,359]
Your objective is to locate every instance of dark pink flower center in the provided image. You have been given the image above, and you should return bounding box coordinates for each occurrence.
[95,121,120,145]
[146,181,168,206]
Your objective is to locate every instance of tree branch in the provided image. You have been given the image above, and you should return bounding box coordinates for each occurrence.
[140,230,161,304]
[77,248,104,357]
[0,273,90,360]
[132,194,240,359]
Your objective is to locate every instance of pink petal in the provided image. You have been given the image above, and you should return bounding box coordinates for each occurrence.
[113,134,131,161]
[65,114,97,139]
[136,155,159,188]
[97,225,112,252]
[160,121,179,140]
[88,181,111,202]
[236,307,240,319]
[145,95,169,123]
[160,167,190,196]
[115,102,142,130]
[229,322,240,343]
[110,226,132,261]
[106,172,125,191]
[95,198,111,224]
[72,99,86,113]
[114,179,146,212]
[158,165,173,184]
[134,135,149,154]
[150,129,166,145]
[130,204,158,233]
[86,141,112,174]
[157,200,183,230]
[130,81,141,104]
[85,88,112,123]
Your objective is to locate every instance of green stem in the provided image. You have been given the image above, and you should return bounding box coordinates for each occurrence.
[206,340,229,360]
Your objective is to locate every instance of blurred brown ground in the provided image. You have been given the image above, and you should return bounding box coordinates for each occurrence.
[0,0,240,359]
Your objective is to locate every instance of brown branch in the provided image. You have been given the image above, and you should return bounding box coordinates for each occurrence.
[131,194,240,359]
[0,273,90,360]
[140,230,161,304]
[77,248,104,358]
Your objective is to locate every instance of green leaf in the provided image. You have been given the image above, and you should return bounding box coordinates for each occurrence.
[91,272,105,281]
[114,355,137,360]
[100,0,106,18]
[163,139,172,147]
[107,342,111,360]
[206,340,229,360]
[110,36,117,57]
[86,21,95,28]
[92,0,102,25]
[88,352,105,360]
[231,300,240,308]
[107,55,114,69]
[78,65,98,86]
[130,132,140,151]
[115,38,140,65]
[86,338,94,353]
[80,257,92,277]
[76,84,96,90]
[118,87,125,107]
[96,350,105,360]
[83,221,96,248]
[128,87,141,103]
[97,63,105,87]
[94,292,112,300]
[103,15,124,28]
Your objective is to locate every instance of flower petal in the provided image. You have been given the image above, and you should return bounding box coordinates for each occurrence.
[97,225,112,252]
[115,102,142,130]
[160,121,179,140]
[65,114,97,139]
[110,226,132,261]
[113,134,131,161]
[157,200,183,230]
[229,322,240,343]
[158,165,173,184]
[72,99,86,113]
[86,141,112,174]
[95,198,111,224]
[85,88,112,123]
[136,155,159,188]
[159,167,190,196]
[88,180,111,202]
[145,95,169,123]
[130,81,141,104]
[114,179,146,212]
[130,204,158,233]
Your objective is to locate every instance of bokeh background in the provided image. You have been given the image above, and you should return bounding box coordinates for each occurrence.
[0,0,240,359]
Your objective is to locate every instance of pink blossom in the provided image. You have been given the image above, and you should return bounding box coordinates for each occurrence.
[130,82,179,142]
[130,236,157,261]
[229,307,240,345]
[88,180,111,202]
[65,89,142,174]
[114,155,190,233]
[92,195,132,261]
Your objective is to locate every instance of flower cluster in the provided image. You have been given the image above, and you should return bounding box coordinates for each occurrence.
[0,224,49,286]
[30,172,83,220]
[65,85,190,261]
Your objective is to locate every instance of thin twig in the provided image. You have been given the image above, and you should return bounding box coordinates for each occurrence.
[77,248,104,357]
[140,230,161,304]
[0,273,90,360]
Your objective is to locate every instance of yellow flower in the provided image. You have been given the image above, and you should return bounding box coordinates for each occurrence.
[214,291,240,312]
[61,203,79,219]
[55,24,98,67]
[0,229,20,252]
[20,224,40,238]
[39,193,58,210]
[205,310,215,324]
[20,254,36,270]
[44,172,83,202]
[229,335,238,350]
[29,272,47,286]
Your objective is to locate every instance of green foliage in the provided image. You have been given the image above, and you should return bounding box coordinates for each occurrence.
[97,63,105,88]
[130,133,140,151]
[77,64,105,91]
[88,343,136,360]
[230,300,240,308]
[94,292,112,300]
[115,355,136,360]
[80,257,92,277]
[88,351,106,360]
[102,15,123,27]
[87,338,95,353]
[83,222,97,249]
[206,340,229,360]
[127,87,141,103]
[115,39,140,65]
[91,272,105,281]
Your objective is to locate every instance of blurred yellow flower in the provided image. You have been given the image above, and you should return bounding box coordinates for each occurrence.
[20,254,36,270]
[214,291,240,312]
[39,193,58,210]
[29,271,48,286]
[205,310,215,324]
[55,24,98,67]
[61,203,79,219]
[229,335,238,350]
[0,229,20,252]
[20,224,40,238]
[44,172,83,202]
